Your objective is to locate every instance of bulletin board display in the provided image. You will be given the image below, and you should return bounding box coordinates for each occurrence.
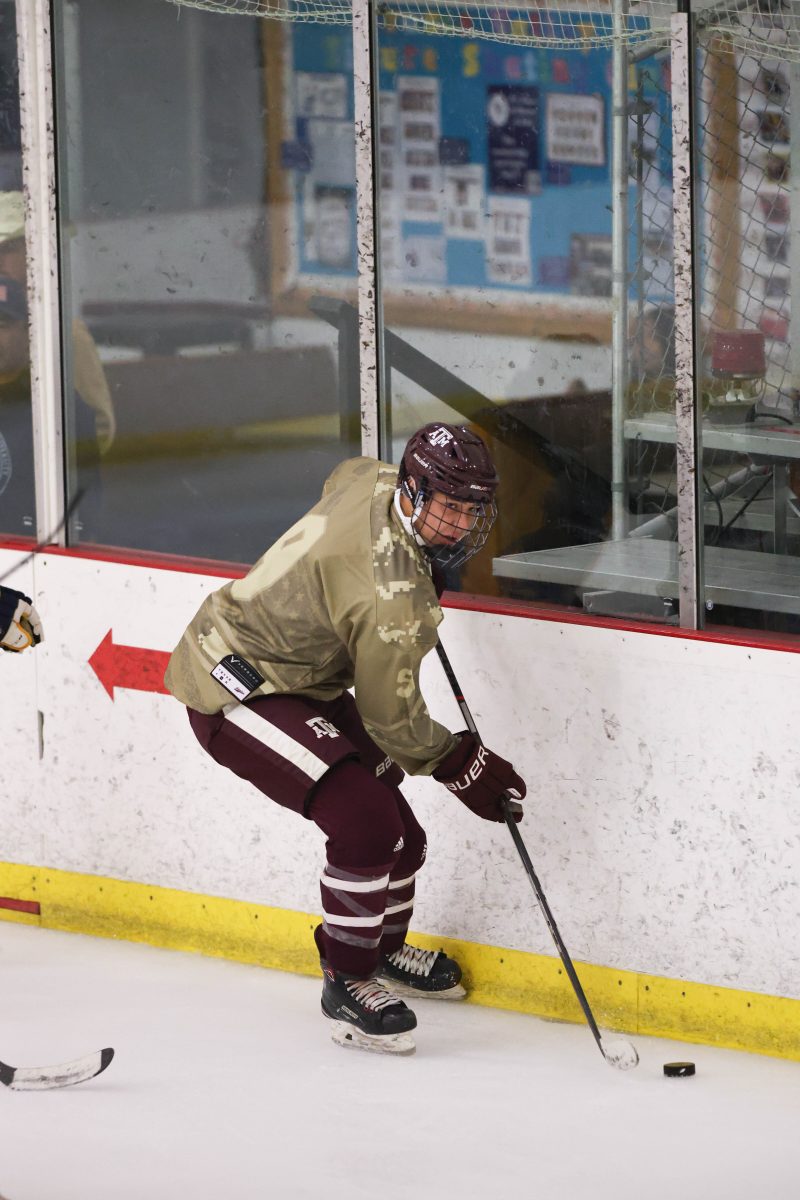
[265,16,623,339]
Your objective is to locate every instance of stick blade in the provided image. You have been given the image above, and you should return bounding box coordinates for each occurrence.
[0,1046,114,1091]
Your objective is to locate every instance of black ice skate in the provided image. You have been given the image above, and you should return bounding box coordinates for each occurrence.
[376,944,466,1000]
[321,963,417,1056]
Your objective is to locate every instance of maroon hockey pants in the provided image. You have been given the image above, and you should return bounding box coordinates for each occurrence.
[187,692,427,977]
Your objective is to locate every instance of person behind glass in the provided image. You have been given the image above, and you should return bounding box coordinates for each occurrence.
[165,423,526,1056]
[0,271,101,542]
[0,191,116,455]
[0,273,37,535]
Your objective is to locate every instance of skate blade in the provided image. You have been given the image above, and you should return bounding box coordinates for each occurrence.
[375,975,466,1001]
[329,1021,416,1056]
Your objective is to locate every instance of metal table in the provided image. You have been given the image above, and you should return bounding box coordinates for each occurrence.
[492,412,800,618]
[626,412,798,551]
[625,412,800,459]
[493,539,800,616]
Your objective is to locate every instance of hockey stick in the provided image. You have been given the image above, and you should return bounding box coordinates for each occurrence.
[0,488,85,586]
[0,1046,114,1091]
[435,640,639,1072]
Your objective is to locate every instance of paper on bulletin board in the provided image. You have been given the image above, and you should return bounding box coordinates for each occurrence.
[486,196,531,287]
[379,91,400,196]
[315,186,354,268]
[298,118,356,270]
[546,92,605,167]
[401,234,447,284]
[398,76,442,223]
[296,72,349,120]
[444,164,485,240]
[380,194,403,283]
[307,119,356,188]
[378,92,403,281]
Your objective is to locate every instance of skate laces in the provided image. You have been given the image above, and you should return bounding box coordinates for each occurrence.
[345,978,402,1013]
[387,944,439,977]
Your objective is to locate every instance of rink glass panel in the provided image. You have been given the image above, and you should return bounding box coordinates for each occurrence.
[52,0,359,565]
[0,1,35,541]
[372,15,681,613]
[693,36,800,640]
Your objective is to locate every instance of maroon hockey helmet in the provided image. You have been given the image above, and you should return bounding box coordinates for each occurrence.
[400,423,498,502]
[398,423,499,567]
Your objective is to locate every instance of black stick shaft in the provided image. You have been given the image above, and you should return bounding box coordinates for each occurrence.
[500,803,603,1046]
[435,640,607,1059]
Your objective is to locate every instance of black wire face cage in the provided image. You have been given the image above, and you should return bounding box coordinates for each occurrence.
[409,484,498,570]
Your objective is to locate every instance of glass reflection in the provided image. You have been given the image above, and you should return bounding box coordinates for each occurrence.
[374,15,652,611]
[53,0,358,563]
[0,3,35,541]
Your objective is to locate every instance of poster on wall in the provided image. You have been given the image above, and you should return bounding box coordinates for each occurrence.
[486,196,531,286]
[443,164,485,239]
[315,186,354,268]
[285,17,617,310]
[398,76,442,222]
[546,92,605,166]
[306,118,355,187]
[402,234,447,283]
[379,91,400,195]
[487,85,541,194]
[380,196,403,282]
[569,232,611,297]
[296,72,349,120]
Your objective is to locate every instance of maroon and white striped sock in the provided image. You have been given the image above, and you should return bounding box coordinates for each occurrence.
[380,870,417,957]
[319,861,393,977]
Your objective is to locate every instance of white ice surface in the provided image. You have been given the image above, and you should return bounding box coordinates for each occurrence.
[1,922,799,1200]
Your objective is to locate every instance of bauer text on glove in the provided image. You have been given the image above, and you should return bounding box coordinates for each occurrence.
[433,732,525,822]
[0,587,44,652]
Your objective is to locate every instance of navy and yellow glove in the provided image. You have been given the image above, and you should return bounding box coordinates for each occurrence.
[0,587,43,652]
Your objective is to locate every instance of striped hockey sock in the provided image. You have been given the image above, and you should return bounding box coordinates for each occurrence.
[380,870,416,955]
[319,861,393,977]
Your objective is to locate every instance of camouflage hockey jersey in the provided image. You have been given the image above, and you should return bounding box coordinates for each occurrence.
[164,457,458,776]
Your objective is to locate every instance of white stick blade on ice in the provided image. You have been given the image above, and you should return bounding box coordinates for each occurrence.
[1,1047,114,1091]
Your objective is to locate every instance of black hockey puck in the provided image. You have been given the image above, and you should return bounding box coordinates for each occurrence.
[663,1061,695,1077]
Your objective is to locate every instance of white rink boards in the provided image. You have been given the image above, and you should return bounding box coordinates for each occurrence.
[0,922,799,1200]
[2,548,800,1003]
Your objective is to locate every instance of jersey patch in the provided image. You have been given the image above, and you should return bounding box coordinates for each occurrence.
[211,654,265,701]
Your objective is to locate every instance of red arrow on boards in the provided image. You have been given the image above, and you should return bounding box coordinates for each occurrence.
[89,630,171,701]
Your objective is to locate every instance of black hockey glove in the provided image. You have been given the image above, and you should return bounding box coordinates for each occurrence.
[433,731,525,823]
[0,586,43,652]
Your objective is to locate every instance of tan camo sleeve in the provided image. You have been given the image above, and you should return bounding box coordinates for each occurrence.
[327,560,457,776]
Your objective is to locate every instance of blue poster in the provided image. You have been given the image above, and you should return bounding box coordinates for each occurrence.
[487,85,541,193]
[288,13,660,298]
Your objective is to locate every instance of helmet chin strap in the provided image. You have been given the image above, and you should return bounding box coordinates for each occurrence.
[393,485,428,549]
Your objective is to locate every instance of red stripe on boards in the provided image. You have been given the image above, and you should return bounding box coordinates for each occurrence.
[0,897,40,915]
[2,540,799,656]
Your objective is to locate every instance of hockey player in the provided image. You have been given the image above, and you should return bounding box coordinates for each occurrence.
[0,586,42,651]
[164,423,526,1055]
